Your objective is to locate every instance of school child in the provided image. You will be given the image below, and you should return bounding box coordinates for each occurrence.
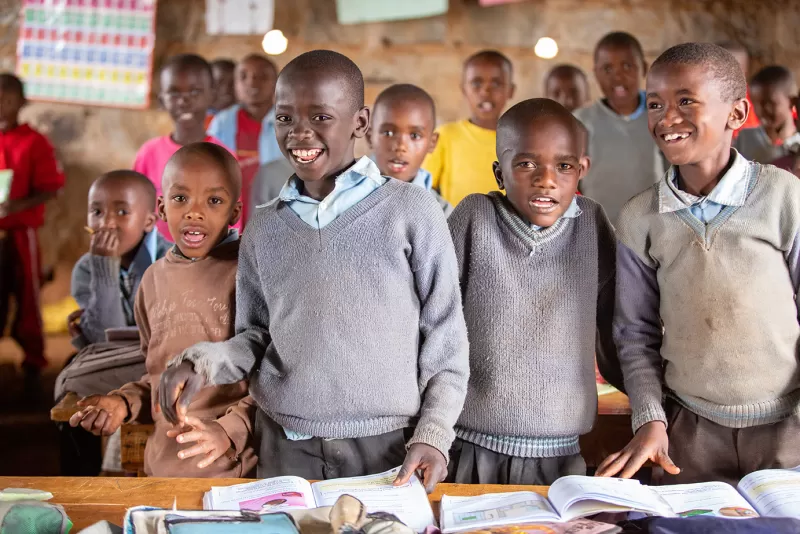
[422,50,515,207]
[735,66,800,163]
[447,99,621,485]
[598,43,800,485]
[368,84,453,216]
[70,171,170,349]
[575,32,665,225]
[718,41,760,134]
[209,58,237,115]
[158,50,470,492]
[133,54,234,240]
[0,73,64,386]
[70,143,257,478]
[208,54,282,225]
[544,64,590,113]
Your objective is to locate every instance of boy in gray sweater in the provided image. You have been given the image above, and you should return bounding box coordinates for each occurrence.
[447,98,622,485]
[157,50,470,492]
[598,43,800,485]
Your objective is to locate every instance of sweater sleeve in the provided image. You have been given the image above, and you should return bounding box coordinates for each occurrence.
[70,253,129,346]
[169,228,272,385]
[614,241,666,431]
[406,194,470,460]
[594,207,624,392]
[216,395,256,457]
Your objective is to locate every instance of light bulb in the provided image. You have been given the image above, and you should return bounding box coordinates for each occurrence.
[262,29,288,56]
[535,37,558,59]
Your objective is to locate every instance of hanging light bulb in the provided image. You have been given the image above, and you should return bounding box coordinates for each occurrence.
[262,29,288,56]
[534,37,558,59]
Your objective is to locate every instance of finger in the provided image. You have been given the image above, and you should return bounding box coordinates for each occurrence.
[178,442,209,460]
[422,465,440,494]
[596,451,628,477]
[658,451,681,475]
[69,410,88,427]
[77,395,100,408]
[108,233,119,252]
[102,413,120,436]
[158,375,179,424]
[197,451,220,469]
[93,409,109,431]
[394,454,419,486]
[79,408,100,432]
[181,415,207,431]
[619,449,650,479]
[175,430,205,445]
[176,376,204,422]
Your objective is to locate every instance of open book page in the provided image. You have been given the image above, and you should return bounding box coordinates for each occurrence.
[439,492,560,533]
[738,466,800,518]
[547,476,673,521]
[310,467,434,532]
[204,476,316,512]
[652,482,758,518]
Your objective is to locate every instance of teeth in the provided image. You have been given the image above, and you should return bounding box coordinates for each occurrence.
[479,102,493,111]
[292,149,322,158]
[179,113,193,120]
[663,133,689,141]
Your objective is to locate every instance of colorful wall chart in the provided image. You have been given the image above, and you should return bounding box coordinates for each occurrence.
[17,0,157,109]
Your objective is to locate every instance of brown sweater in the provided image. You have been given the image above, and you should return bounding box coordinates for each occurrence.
[112,240,257,478]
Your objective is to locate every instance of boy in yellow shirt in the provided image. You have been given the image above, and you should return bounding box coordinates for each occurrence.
[423,50,515,206]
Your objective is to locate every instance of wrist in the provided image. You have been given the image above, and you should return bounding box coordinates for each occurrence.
[111,394,131,421]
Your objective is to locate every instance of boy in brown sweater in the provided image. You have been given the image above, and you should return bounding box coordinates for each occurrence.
[69,143,256,478]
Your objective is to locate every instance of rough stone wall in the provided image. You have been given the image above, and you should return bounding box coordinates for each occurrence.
[0,0,797,267]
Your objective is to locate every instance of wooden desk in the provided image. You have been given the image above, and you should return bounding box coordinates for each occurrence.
[0,477,547,531]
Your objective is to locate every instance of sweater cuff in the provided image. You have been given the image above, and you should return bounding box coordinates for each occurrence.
[407,422,454,465]
[168,342,218,385]
[108,387,146,424]
[89,254,121,285]
[631,400,667,433]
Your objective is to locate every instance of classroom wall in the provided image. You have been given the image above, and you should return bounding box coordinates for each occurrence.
[1,0,798,268]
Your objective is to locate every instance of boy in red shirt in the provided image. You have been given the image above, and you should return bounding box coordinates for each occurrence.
[0,73,65,386]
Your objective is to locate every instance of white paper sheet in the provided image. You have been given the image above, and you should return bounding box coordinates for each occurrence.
[204,476,315,512]
[548,476,672,521]
[440,492,560,533]
[653,482,758,519]
[738,467,800,518]
[205,0,274,35]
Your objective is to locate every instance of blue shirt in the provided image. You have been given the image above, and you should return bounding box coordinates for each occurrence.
[661,150,750,225]
[410,168,434,190]
[531,196,583,230]
[207,104,282,165]
[278,156,388,230]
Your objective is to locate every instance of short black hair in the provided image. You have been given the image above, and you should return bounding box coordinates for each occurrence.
[0,73,25,99]
[278,50,364,112]
[594,32,646,69]
[92,170,157,210]
[163,142,242,198]
[464,50,513,78]
[545,64,588,85]
[651,42,747,103]
[210,58,236,74]
[750,65,798,96]
[161,54,213,86]
[374,84,436,124]
[239,54,278,78]
[497,98,582,157]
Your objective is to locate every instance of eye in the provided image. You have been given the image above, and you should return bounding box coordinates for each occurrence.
[276,115,291,123]
[410,132,422,140]
[622,63,632,71]
[313,115,332,122]
[209,197,224,205]
[172,195,186,203]
[190,89,203,97]
[603,66,613,74]
[558,163,574,171]
[380,130,393,137]
[90,208,101,216]
[647,101,662,110]
[679,97,695,106]
[516,161,535,169]
[116,209,129,216]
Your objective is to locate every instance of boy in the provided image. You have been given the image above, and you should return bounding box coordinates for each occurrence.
[597,43,800,485]
[70,171,170,349]
[575,32,665,225]
[158,50,470,492]
[210,58,237,115]
[208,54,282,225]
[0,73,64,384]
[70,143,256,478]
[133,54,234,240]
[447,99,621,485]
[422,50,515,207]
[735,66,800,163]
[368,84,453,216]
[544,64,590,113]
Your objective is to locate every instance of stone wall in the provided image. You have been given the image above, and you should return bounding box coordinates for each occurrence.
[0,0,798,267]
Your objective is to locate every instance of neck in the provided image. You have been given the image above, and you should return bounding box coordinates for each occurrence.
[765,119,798,142]
[677,146,735,196]
[171,123,207,146]
[243,102,272,123]
[606,93,641,116]
[469,116,498,131]
[302,158,357,201]
[0,120,19,133]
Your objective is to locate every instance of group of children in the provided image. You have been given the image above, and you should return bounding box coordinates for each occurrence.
[0,28,796,492]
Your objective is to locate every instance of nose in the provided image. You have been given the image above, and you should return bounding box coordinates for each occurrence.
[532,168,558,189]
[392,134,408,154]
[182,199,206,221]
[478,84,491,98]
[100,212,117,229]
[660,102,683,128]
[288,118,313,141]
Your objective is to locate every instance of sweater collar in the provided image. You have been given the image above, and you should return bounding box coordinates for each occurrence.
[489,192,573,251]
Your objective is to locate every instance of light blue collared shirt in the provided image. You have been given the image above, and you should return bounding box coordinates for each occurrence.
[278,156,388,230]
[661,150,750,225]
[410,168,434,190]
[625,90,647,121]
[120,229,158,277]
[207,104,282,165]
[530,196,583,230]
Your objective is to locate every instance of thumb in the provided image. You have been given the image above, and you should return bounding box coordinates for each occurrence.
[394,453,419,487]
[657,450,681,475]
[77,395,99,407]
[177,375,203,422]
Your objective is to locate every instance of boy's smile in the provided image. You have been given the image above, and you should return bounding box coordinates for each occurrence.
[595,45,644,116]
[369,99,437,182]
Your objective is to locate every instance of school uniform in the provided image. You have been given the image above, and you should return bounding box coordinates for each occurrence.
[0,124,65,369]
[616,150,800,485]
[249,157,294,219]
[446,193,621,485]
[735,128,800,164]
[171,156,470,479]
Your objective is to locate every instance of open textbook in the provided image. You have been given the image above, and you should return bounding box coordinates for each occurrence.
[441,469,800,533]
[202,467,434,532]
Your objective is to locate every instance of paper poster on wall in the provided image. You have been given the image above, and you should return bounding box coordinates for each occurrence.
[336,0,448,24]
[16,0,156,109]
[205,0,274,35]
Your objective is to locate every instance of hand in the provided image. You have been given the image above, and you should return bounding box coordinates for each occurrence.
[596,421,680,478]
[156,360,205,425]
[166,415,232,469]
[67,309,84,338]
[69,394,129,436]
[394,443,447,493]
[89,228,120,257]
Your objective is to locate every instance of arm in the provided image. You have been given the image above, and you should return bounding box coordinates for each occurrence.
[70,254,129,346]
[216,395,257,458]
[594,208,624,392]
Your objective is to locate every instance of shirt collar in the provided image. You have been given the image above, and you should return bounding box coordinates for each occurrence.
[530,196,582,230]
[278,156,384,204]
[122,229,158,276]
[602,91,647,121]
[659,149,751,214]
[410,168,433,191]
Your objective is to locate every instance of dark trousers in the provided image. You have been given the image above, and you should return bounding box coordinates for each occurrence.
[255,410,409,479]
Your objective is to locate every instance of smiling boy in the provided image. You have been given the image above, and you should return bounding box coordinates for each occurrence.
[598,43,800,485]
[447,99,622,485]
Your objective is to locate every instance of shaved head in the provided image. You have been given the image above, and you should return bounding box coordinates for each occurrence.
[278,50,364,112]
[497,98,584,157]
[92,170,156,209]
[163,142,242,198]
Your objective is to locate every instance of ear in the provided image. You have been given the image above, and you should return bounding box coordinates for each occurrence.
[579,155,591,179]
[508,83,517,100]
[143,211,157,233]
[229,200,243,227]
[492,161,505,190]
[156,196,167,222]
[428,131,439,154]
[352,106,370,139]
[728,97,749,131]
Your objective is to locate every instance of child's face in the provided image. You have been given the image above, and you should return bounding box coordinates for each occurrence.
[545,73,589,113]
[494,116,584,228]
[87,180,156,257]
[368,99,437,182]
[646,63,748,167]
[275,72,369,184]
[594,45,644,112]
[159,67,213,131]
[235,58,277,111]
[749,83,795,133]
[211,64,236,111]
[0,86,24,132]
[462,59,514,125]
[158,159,241,259]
